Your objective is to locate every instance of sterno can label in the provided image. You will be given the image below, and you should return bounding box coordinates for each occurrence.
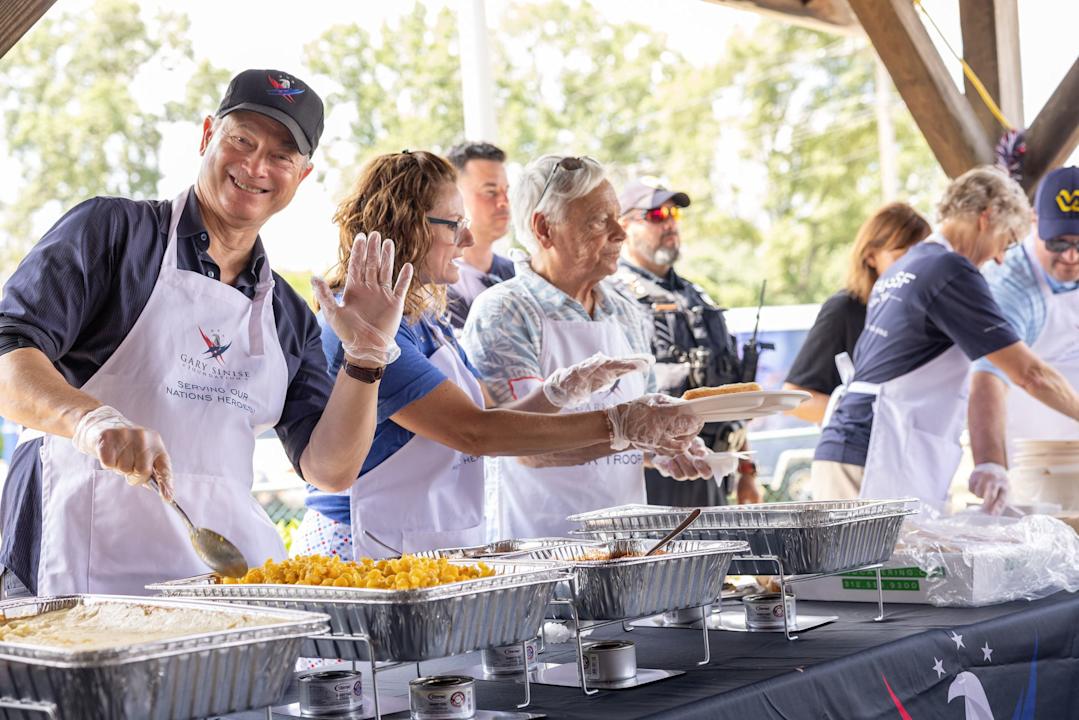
[409,675,475,719]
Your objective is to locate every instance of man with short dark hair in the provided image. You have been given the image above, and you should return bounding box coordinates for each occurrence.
[0,69,407,597]
[615,177,761,507]
[445,141,514,329]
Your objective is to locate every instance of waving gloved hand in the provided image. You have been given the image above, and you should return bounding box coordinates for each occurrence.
[969,462,1010,515]
[312,232,413,366]
[72,405,174,500]
[606,394,703,456]
[652,437,714,481]
[542,352,654,408]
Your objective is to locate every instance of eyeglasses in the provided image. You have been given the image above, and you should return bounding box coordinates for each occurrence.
[640,206,682,224]
[536,156,587,209]
[1045,235,1079,253]
[427,216,472,246]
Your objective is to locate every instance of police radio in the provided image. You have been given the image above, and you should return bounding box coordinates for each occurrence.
[741,280,774,383]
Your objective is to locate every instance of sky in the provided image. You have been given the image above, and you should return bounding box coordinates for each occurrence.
[5,0,1079,273]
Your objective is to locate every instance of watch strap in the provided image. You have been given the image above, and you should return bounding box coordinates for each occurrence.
[344,361,385,383]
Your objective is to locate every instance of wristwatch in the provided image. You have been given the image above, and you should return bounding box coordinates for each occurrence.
[343,361,385,383]
[737,457,758,476]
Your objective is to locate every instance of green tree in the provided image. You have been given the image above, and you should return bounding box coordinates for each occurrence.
[304,3,465,176]
[0,0,195,266]
[720,23,946,305]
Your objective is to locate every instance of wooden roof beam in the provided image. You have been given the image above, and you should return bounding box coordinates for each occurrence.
[959,0,1023,141]
[848,0,994,178]
[1022,57,1079,194]
[0,0,55,60]
[702,0,860,36]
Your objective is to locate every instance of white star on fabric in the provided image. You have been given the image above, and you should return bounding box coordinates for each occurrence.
[982,642,993,662]
[933,657,946,678]
[950,631,965,650]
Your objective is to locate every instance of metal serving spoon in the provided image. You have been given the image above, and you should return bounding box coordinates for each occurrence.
[644,508,702,557]
[147,476,248,578]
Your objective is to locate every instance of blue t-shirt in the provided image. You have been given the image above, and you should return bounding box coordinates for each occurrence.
[973,239,1079,385]
[815,240,1019,466]
[306,312,481,523]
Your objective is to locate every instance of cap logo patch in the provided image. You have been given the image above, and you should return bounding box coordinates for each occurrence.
[1056,190,1079,213]
[266,74,305,104]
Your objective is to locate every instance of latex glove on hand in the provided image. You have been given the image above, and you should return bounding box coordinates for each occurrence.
[312,232,413,366]
[72,405,174,500]
[969,462,1010,515]
[542,352,654,408]
[652,437,714,481]
[607,394,704,456]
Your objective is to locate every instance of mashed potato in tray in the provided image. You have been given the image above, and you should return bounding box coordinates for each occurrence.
[221,554,495,590]
[0,603,270,651]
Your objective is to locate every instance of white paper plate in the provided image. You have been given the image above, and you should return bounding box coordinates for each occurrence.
[684,390,809,423]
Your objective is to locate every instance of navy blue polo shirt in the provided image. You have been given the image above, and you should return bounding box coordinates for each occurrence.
[815,240,1019,467]
[0,187,333,591]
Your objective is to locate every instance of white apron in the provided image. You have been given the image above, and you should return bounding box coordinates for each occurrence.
[857,236,972,508]
[1004,235,1079,457]
[33,190,288,596]
[349,330,486,559]
[821,351,855,427]
[495,315,646,539]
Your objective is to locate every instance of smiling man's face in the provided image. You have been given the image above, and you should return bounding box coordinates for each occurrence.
[196,110,312,232]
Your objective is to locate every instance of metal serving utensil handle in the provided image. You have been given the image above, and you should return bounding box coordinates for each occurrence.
[364,530,403,557]
[645,508,701,556]
[147,475,197,537]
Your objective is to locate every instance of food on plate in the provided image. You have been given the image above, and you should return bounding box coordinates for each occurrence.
[0,603,271,650]
[682,382,762,400]
[221,554,495,590]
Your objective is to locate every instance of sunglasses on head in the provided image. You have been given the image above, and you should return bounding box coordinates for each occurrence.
[1045,235,1079,253]
[639,206,682,223]
[536,156,589,207]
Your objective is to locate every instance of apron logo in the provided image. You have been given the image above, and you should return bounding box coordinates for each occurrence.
[1056,189,1079,212]
[267,74,304,104]
[199,327,231,366]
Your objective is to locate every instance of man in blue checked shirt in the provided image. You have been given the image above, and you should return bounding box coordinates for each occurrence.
[968,166,1079,504]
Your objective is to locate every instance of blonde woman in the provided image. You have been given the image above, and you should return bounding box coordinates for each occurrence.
[784,202,931,424]
[296,151,703,559]
[812,166,1079,510]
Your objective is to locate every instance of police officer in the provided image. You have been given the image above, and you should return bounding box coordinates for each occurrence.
[615,177,761,506]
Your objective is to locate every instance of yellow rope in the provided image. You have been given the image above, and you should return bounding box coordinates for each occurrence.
[912,0,1016,131]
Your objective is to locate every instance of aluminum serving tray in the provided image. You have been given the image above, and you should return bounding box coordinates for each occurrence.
[503,539,748,620]
[148,560,569,662]
[415,537,579,559]
[0,595,328,720]
[568,499,919,575]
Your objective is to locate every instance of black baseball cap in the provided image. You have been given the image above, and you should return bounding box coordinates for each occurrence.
[216,69,324,156]
[619,177,691,214]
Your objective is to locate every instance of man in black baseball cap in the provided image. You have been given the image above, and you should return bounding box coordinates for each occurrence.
[0,67,408,598]
[614,176,761,508]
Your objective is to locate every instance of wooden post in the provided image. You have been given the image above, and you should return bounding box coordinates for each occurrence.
[0,0,56,60]
[848,0,993,178]
[1022,58,1079,195]
[959,0,1023,141]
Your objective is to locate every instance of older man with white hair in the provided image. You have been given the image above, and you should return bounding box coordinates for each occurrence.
[461,155,712,538]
